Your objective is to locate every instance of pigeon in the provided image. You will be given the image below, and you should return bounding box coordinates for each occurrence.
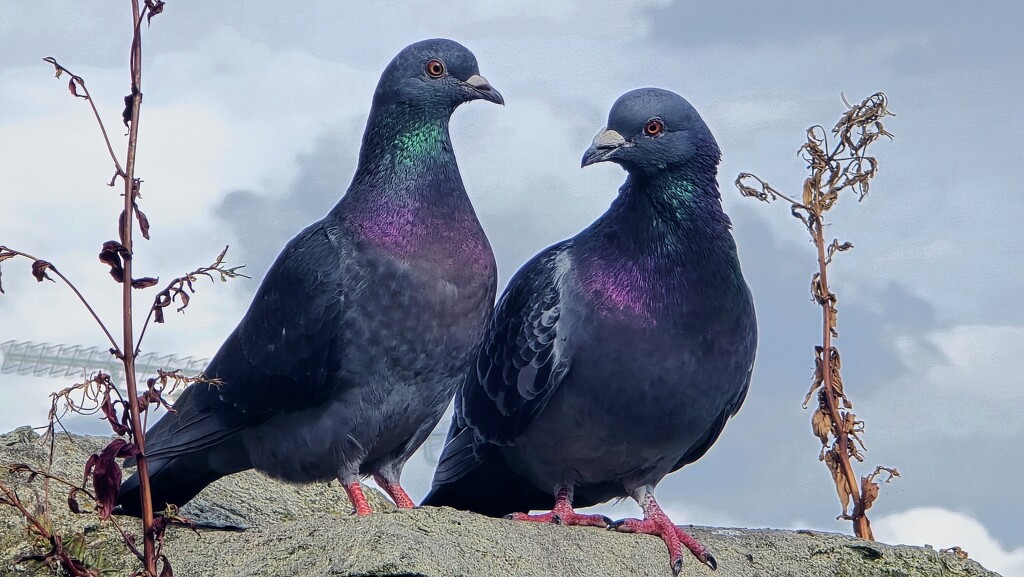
[423,88,756,574]
[117,38,502,517]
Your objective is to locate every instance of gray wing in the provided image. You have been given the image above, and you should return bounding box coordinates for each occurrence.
[143,220,353,460]
[457,242,573,446]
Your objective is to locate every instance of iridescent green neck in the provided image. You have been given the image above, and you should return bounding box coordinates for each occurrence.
[351,104,455,187]
[627,171,727,232]
[392,120,448,168]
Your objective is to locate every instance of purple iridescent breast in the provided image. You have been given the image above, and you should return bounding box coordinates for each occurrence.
[576,254,675,325]
[351,200,494,280]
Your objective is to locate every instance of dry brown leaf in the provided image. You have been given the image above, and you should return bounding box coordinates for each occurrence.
[812,409,832,445]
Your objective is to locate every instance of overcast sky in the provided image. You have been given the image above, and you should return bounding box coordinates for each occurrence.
[1,2,1021,575]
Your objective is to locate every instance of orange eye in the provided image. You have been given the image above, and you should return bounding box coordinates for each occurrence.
[425,59,446,78]
[644,119,664,137]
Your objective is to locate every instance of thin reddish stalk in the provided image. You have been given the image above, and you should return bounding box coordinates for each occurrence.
[736,93,894,541]
[121,1,156,575]
[811,213,872,540]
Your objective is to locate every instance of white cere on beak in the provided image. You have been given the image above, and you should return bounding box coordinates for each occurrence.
[465,74,491,89]
[592,128,628,148]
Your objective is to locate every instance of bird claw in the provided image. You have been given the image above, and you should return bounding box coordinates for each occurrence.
[607,513,715,572]
[705,552,718,571]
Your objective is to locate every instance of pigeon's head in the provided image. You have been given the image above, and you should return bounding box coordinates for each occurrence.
[374,39,503,114]
[581,88,719,177]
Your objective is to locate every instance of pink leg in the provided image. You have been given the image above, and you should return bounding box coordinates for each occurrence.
[507,486,611,527]
[343,482,373,516]
[373,474,416,509]
[610,487,716,575]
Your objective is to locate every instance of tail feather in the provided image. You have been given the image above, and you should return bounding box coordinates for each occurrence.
[116,438,250,517]
[422,441,552,517]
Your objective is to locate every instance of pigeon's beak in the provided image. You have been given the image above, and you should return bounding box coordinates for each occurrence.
[464,74,504,105]
[581,128,629,167]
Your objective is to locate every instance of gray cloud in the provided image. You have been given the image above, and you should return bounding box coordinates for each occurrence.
[0,4,126,68]
[213,134,357,281]
[644,0,1021,73]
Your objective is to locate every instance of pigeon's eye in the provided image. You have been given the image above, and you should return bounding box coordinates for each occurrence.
[644,119,665,137]
[425,59,446,78]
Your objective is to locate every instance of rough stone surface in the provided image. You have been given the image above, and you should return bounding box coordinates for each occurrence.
[0,428,1002,576]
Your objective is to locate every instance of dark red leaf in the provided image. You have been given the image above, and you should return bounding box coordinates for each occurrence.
[146,0,166,26]
[135,204,151,240]
[121,408,132,438]
[175,290,190,312]
[68,77,87,99]
[9,463,39,484]
[159,554,173,577]
[122,92,135,128]
[119,209,128,245]
[99,396,130,436]
[132,277,159,289]
[82,454,97,488]
[153,287,173,324]
[67,488,83,514]
[84,439,141,520]
[98,241,126,283]
[152,515,170,534]
[31,260,54,283]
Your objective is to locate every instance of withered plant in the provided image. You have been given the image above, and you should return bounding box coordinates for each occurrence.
[0,2,245,575]
[735,93,899,539]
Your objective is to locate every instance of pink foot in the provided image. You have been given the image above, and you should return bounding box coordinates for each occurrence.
[506,486,611,528]
[373,474,416,509]
[343,482,373,516]
[610,489,716,574]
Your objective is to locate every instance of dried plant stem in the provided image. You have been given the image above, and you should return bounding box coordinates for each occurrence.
[121,2,157,575]
[736,92,896,540]
[811,215,871,539]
